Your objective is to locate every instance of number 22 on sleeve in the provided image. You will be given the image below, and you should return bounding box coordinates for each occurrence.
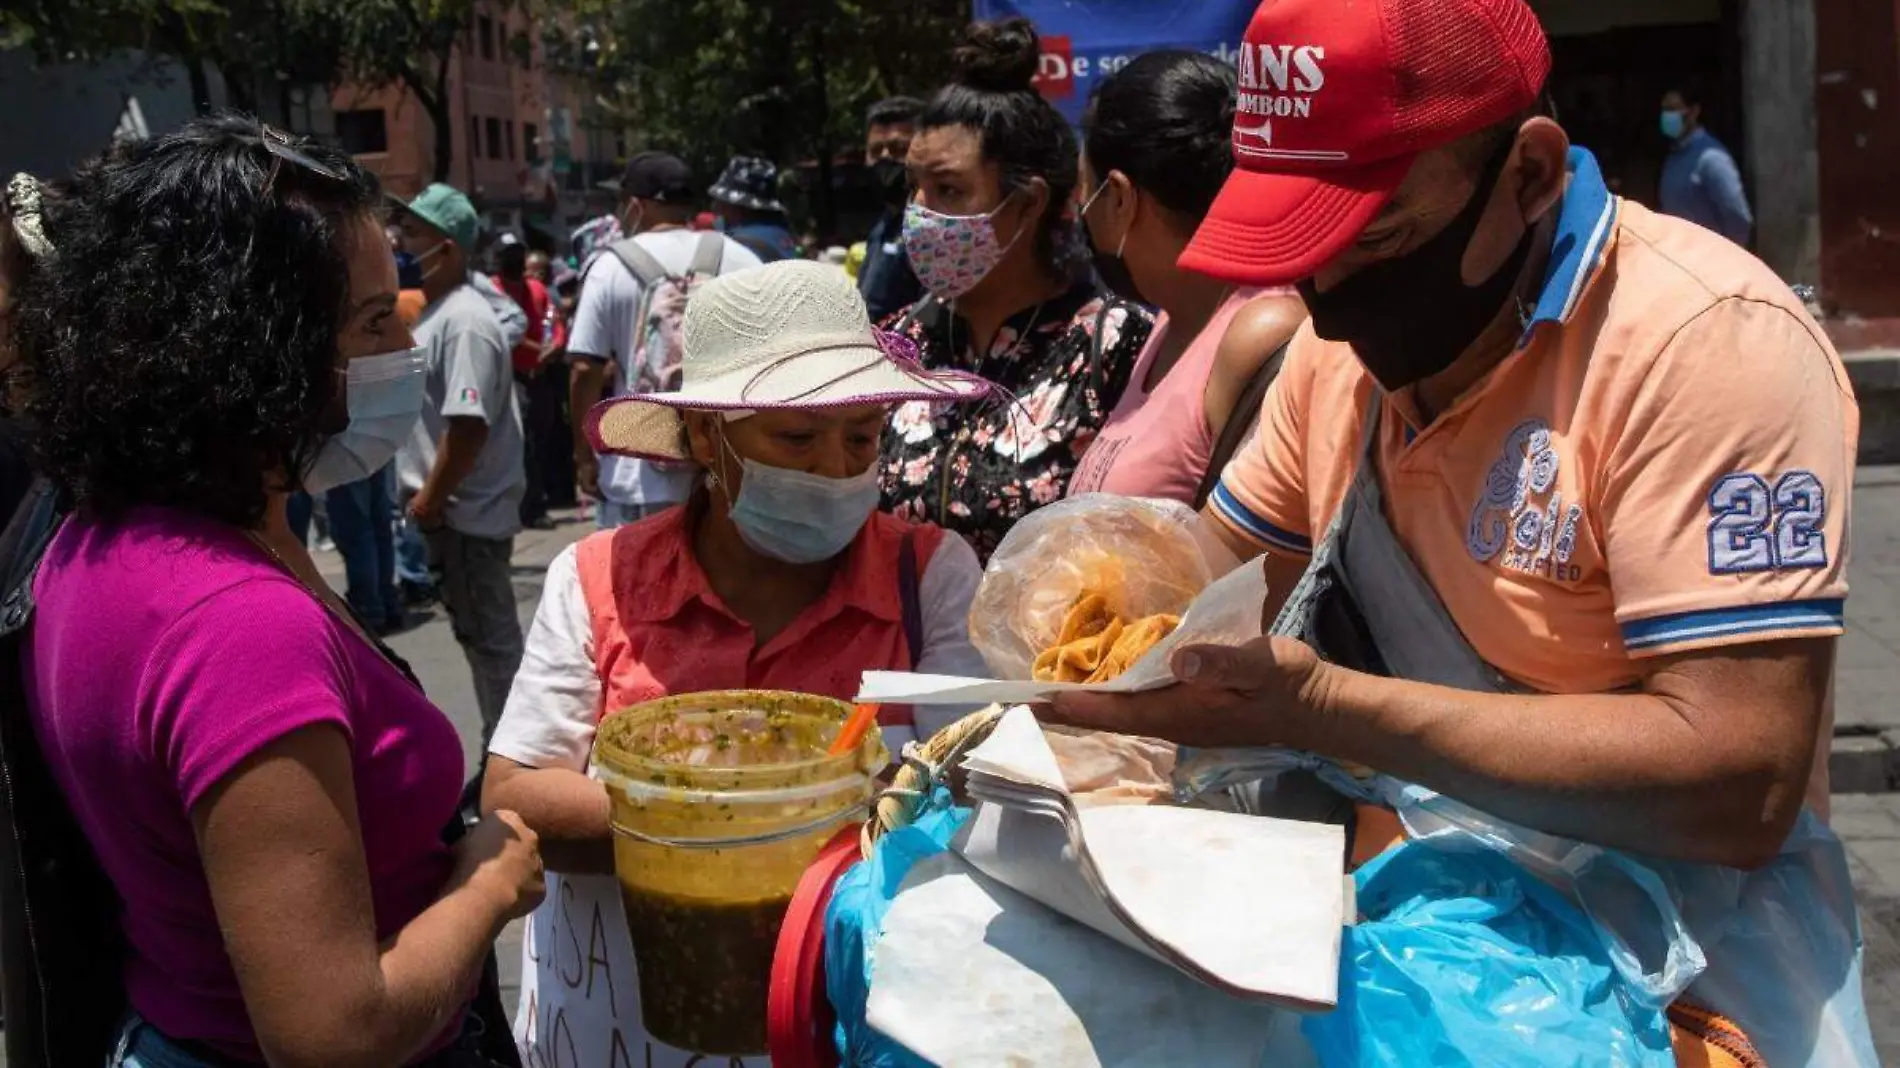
[1707,471,1828,574]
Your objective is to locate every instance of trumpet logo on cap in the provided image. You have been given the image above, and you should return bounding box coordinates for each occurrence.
[1233,43,1343,162]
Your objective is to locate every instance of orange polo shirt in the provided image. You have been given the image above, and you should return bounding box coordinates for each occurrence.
[1211,149,1856,698]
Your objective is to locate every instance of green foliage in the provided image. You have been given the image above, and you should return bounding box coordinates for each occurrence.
[548,0,969,222]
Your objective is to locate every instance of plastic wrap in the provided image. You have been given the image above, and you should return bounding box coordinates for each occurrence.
[969,495,1215,681]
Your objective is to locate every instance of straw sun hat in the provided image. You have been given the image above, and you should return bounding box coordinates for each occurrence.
[586,260,992,461]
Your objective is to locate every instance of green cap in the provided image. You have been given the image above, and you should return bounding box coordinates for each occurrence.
[404,183,479,249]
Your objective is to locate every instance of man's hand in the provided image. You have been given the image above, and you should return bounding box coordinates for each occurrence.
[408,491,446,531]
[575,452,600,500]
[1045,636,1328,749]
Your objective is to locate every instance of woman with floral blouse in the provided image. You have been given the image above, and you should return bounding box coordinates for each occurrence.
[880,17,1154,560]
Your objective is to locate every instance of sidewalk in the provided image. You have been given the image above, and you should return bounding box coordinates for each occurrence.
[322,497,1900,1061]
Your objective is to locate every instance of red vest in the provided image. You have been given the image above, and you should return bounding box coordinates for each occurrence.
[574,508,945,725]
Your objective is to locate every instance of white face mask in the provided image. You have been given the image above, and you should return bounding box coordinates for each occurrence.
[712,431,880,564]
[302,346,428,493]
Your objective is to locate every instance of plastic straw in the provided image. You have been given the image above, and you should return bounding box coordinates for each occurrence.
[828,702,880,757]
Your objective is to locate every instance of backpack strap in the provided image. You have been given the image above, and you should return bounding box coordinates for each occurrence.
[1192,339,1291,510]
[688,232,726,277]
[897,529,924,670]
[606,236,673,289]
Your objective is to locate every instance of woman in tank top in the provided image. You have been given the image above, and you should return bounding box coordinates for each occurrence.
[1067,51,1308,505]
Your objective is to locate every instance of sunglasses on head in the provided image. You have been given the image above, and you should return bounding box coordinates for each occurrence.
[257,124,348,197]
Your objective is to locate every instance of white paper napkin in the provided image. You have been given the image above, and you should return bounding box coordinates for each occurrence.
[867,852,1321,1068]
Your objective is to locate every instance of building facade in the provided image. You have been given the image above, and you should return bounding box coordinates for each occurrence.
[329,2,623,250]
[1513,0,1897,337]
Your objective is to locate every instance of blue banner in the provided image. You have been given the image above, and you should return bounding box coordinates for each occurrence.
[973,0,1257,124]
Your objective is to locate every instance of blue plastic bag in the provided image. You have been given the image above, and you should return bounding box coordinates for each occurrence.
[824,793,971,1067]
[1303,839,1678,1068]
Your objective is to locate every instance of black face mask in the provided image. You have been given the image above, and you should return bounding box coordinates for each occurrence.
[1296,139,1534,391]
[871,158,909,208]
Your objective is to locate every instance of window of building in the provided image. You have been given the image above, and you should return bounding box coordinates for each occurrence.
[469,116,480,158]
[335,109,389,155]
[478,15,496,61]
[524,122,539,162]
[505,120,516,161]
[283,86,318,136]
[485,117,504,160]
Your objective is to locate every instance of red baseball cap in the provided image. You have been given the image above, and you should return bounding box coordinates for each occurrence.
[1180,0,1551,286]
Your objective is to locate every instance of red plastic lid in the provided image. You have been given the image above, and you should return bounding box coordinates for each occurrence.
[767,826,861,1068]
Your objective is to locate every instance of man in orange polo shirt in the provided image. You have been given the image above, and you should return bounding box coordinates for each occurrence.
[1049,1,1874,1064]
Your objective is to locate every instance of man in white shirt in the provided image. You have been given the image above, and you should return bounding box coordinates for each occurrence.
[393,183,528,740]
[568,152,763,527]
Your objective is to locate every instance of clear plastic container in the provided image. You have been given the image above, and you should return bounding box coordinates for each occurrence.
[591,690,888,1055]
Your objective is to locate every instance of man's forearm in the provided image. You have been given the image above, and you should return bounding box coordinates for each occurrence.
[569,358,609,458]
[1298,655,1819,868]
[419,418,488,511]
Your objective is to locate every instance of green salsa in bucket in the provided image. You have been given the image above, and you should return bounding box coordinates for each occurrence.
[592,691,888,1055]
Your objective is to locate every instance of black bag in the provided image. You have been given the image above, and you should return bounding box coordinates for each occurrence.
[0,479,127,1068]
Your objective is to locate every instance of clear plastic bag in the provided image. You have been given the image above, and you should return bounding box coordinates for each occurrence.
[969,495,1216,680]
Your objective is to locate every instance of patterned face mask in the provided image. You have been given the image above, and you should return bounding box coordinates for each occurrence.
[901,192,1021,302]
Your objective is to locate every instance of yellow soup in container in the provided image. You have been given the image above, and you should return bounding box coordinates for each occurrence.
[592,690,888,1056]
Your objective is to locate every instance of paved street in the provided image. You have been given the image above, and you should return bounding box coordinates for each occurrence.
[324,474,1900,1060]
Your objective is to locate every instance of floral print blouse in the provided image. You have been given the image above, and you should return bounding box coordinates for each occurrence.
[880,282,1155,560]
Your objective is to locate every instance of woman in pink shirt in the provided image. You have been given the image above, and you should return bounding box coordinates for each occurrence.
[481,261,996,1068]
[15,117,543,1067]
[1068,52,1307,505]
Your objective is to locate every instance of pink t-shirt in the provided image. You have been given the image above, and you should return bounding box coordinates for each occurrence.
[23,507,466,1062]
[1068,288,1261,503]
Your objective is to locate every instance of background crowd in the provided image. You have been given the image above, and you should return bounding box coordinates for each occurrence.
[0,1,1820,1066]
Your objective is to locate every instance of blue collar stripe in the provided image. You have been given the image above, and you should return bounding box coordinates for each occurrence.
[1523,147,1619,337]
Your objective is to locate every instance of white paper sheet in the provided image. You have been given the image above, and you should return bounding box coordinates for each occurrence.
[948,707,1347,1010]
[867,852,1320,1068]
[856,561,1270,706]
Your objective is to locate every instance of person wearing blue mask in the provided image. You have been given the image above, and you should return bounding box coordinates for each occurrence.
[478,260,996,1068]
[1658,87,1754,247]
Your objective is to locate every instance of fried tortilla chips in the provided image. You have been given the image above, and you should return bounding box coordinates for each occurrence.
[1031,592,1181,685]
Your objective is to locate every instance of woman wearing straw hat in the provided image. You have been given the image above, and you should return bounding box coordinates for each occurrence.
[479,259,995,1068]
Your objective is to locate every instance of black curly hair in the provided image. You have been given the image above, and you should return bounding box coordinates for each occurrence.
[15,113,384,528]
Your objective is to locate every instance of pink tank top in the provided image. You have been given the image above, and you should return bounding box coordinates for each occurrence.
[1070,288,1260,503]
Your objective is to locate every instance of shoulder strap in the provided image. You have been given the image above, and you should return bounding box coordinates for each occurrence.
[1085,297,1145,400]
[0,479,63,637]
[897,529,924,669]
[689,232,726,277]
[607,237,673,288]
[1193,340,1291,511]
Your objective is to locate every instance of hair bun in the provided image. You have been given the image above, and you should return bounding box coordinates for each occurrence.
[953,17,1042,94]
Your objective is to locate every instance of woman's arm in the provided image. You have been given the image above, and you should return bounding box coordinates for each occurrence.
[1201,291,1306,444]
[912,531,988,739]
[483,757,614,874]
[482,545,616,873]
[195,726,542,1068]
